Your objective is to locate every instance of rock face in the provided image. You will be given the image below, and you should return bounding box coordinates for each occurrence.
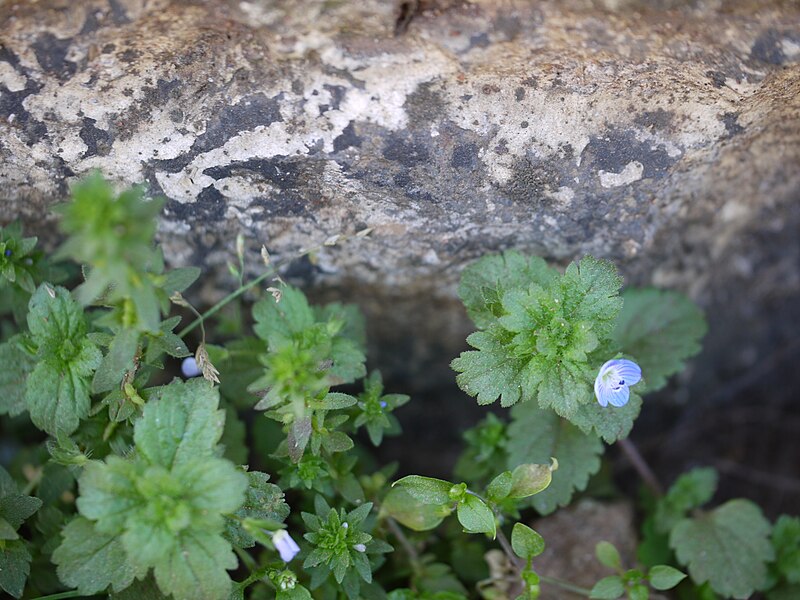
[1,0,799,408]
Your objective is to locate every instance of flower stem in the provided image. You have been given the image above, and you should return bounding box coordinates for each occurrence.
[386,517,421,569]
[539,575,593,596]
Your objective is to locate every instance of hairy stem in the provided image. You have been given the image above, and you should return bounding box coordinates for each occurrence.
[386,517,421,569]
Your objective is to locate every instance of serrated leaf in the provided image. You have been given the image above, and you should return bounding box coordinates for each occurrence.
[670,499,774,599]
[457,494,496,538]
[152,529,238,600]
[392,476,454,505]
[25,285,102,435]
[0,493,42,531]
[511,523,545,559]
[590,576,625,599]
[571,392,642,443]
[134,378,225,469]
[459,251,559,328]
[0,540,31,598]
[52,516,141,594]
[452,327,530,407]
[613,289,706,392]
[648,565,686,590]
[225,471,290,549]
[0,340,34,417]
[380,488,451,532]
[253,287,315,345]
[507,403,603,514]
[163,267,201,294]
[76,456,145,535]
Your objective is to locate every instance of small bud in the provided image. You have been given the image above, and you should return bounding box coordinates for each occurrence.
[341,522,349,529]
[236,233,245,260]
[195,344,220,384]
[355,227,373,238]
[353,543,366,553]
[266,286,282,303]
[170,291,190,307]
[261,245,271,266]
[181,357,202,378]
[324,234,341,246]
[272,530,301,563]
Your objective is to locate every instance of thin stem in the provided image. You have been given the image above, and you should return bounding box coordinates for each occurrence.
[235,546,258,572]
[618,438,663,496]
[386,517,421,569]
[29,592,82,600]
[539,575,593,596]
[495,525,523,571]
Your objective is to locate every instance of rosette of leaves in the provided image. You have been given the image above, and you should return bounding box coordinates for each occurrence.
[452,252,623,420]
[353,370,410,446]
[0,222,40,295]
[52,379,249,600]
[302,496,393,599]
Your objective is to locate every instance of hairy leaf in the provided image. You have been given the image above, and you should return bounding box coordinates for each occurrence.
[0,339,34,417]
[670,499,774,599]
[225,471,290,548]
[0,540,31,598]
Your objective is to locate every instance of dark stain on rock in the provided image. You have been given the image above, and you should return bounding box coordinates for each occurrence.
[323,84,346,111]
[0,43,23,71]
[80,117,113,157]
[405,81,445,127]
[581,128,674,180]
[108,0,132,24]
[0,80,47,146]
[204,156,305,191]
[721,112,744,137]
[706,70,727,88]
[751,29,786,65]
[522,76,538,88]
[195,185,226,220]
[451,142,479,170]
[393,171,412,188]
[80,9,102,35]
[31,33,77,79]
[515,87,525,101]
[193,92,283,154]
[503,156,568,204]
[119,48,142,63]
[634,109,674,131]
[469,32,490,49]
[333,121,362,152]
[382,133,430,167]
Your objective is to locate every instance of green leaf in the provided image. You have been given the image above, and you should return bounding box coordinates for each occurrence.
[163,267,201,294]
[277,586,314,600]
[109,575,170,600]
[0,494,42,532]
[134,378,225,469]
[380,487,451,532]
[393,476,455,505]
[511,523,545,559]
[253,286,316,345]
[457,494,496,538]
[772,515,800,584]
[487,471,513,502]
[507,402,603,514]
[655,468,718,533]
[648,565,687,590]
[0,540,31,598]
[508,462,554,499]
[459,251,558,328]
[76,456,145,535]
[570,392,643,443]
[152,529,238,600]
[452,327,531,407]
[0,339,34,417]
[313,392,358,410]
[590,575,625,599]
[225,471,290,549]
[613,289,706,392]
[52,516,141,594]
[596,541,622,570]
[25,284,102,435]
[670,499,774,598]
[93,327,140,393]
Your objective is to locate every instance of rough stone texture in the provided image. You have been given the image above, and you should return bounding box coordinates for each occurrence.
[1,0,799,433]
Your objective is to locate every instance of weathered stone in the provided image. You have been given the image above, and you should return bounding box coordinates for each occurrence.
[1,0,799,410]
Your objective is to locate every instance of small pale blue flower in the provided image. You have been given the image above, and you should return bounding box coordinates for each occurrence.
[272,529,301,562]
[594,359,642,408]
[181,357,201,378]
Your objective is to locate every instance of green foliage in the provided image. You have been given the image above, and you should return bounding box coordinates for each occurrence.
[353,370,409,446]
[302,497,392,598]
[648,565,687,590]
[771,515,800,585]
[507,402,603,514]
[0,222,40,295]
[511,523,545,559]
[612,289,707,392]
[24,284,102,435]
[655,467,718,533]
[0,336,34,417]
[53,379,248,599]
[670,499,774,598]
[453,254,623,418]
[0,466,42,598]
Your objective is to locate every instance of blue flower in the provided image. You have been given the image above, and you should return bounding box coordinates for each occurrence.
[272,529,301,562]
[181,357,201,378]
[594,359,642,407]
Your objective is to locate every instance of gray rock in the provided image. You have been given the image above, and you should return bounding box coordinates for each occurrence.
[1,0,799,403]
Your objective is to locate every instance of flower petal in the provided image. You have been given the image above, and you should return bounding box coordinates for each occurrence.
[594,376,609,407]
[614,359,642,386]
[606,385,630,407]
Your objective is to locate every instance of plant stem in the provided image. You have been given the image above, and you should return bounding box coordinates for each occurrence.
[29,592,82,600]
[618,437,663,496]
[495,525,523,570]
[386,517,421,569]
[539,575,593,596]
